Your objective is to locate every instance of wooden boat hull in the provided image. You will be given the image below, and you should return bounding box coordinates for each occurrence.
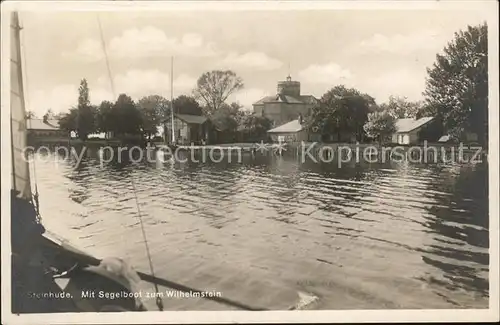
[12,230,147,313]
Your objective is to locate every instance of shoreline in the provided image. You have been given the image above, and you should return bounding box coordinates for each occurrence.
[28,138,488,148]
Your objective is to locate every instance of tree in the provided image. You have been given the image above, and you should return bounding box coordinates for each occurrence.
[211,106,239,131]
[112,94,143,136]
[308,85,374,141]
[137,95,168,140]
[25,111,36,119]
[380,96,423,119]
[53,112,66,119]
[76,79,96,140]
[44,108,55,119]
[424,23,488,144]
[58,108,78,136]
[209,103,242,143]
[138,95,170,141]
[173,95,202,115]
[193,70,244,115]
[239,114,272,142]
[345,94,375,141]
[221,102,246,124]
[363,111,397,144]
[96,100,114,135]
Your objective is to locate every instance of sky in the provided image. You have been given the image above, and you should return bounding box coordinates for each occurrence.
[15,5,490,117]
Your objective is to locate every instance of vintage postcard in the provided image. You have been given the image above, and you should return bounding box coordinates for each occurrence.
[1,0,499,324]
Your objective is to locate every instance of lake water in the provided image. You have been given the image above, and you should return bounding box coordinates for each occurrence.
[31,147,489,310]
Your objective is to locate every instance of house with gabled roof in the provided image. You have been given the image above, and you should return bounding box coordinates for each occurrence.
[27,117,66,138]
[392,116,435,145]
[25,116,68,145]
[266,113,311,144]
[253,75,318,127]
[164,113,209,145]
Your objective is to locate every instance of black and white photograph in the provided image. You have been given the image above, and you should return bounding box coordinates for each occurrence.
[1,0,499,323]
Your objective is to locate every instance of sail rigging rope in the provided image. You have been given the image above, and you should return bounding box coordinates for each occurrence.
[30,152,41,220]
[96,16,116,96]
[96,14,164,311]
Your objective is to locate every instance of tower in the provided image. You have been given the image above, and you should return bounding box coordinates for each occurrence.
[277,75,301,98]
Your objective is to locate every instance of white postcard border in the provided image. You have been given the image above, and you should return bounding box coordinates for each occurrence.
[1,1,498,324]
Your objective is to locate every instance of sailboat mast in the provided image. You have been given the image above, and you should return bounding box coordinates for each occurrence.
[10,11,32,200]
[170,56,175,144]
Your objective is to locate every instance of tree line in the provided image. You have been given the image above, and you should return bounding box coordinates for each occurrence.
[55,71,271,143]
[308,23,488,145]
[307,88,426,143]
[51,22,487,146]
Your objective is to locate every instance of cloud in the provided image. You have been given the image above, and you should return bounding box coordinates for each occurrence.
[295,62,425,103]
[216,52,283,70]
[30,66,426,118]
[69,39,103,61]
[351,29,450,55]
[28,85,81,116]
[28,69,197,116]
[97,69,196,98]
[229,88,271,110]
[298,62,353,85]
[362,68,426,102]
[65,26,218,61]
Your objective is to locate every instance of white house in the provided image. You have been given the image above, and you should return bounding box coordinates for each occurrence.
[392,117,434,145]
[267,118,308,143]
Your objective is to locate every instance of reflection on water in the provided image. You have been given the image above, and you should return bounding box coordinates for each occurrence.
[32,147,489,309]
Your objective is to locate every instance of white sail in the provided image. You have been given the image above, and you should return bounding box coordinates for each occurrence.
[10,12,32,200]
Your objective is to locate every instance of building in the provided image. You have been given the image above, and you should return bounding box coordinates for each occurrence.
[27,118,66,141]
[267,116,308,143]
[392,117,435,145]
[207,118,238,144]
[253,75,318,127]
[165,113,208,145]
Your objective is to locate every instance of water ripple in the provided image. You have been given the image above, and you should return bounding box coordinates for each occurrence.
[32,151,489,309]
